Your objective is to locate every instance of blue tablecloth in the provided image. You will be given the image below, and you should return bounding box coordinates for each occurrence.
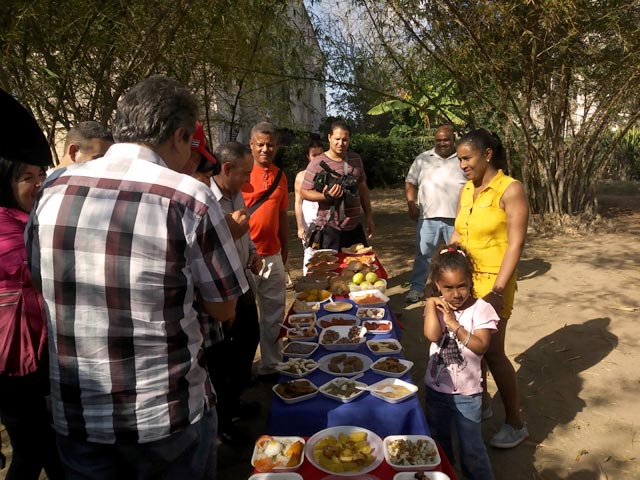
[266,300,430,438]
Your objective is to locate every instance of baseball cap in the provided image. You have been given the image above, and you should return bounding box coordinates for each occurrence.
[191,121,217,166]
[0,88,52,166]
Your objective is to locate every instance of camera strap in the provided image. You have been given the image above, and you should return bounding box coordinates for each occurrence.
[326,159,349,225]
[247,168,283,215]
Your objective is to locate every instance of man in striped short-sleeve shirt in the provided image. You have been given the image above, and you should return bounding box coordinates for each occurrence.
[26,75,248,479]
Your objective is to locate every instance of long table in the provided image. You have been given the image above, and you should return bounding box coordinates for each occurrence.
[263,298,458,479]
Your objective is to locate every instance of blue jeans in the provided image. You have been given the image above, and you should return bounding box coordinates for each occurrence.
[56,408,218,480]
[426,388,493,480]
[409,218,455,292]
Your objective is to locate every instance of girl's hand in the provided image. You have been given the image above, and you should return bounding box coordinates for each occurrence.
[431,297,456,322]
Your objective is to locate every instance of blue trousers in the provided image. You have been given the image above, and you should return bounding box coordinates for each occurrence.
[426,388,494,480]
[409,218,455,292]
[55,408,218,480]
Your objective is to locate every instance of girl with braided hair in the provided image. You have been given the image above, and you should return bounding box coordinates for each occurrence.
[423,243,497,480]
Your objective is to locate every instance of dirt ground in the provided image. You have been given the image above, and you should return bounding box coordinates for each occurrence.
[3,185,639,480]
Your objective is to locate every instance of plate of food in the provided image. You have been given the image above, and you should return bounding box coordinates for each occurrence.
[366,338,402,355]
[306,255,339,266]
[319,325,367,351]
[362,320,393,334]
[287,313,316,328]
[282,341,319,358]
[292,299,320,314]
[370,357,413,378]
[312,248,338,256]
[341,243,374,255]
[318,376,367,403]
[349,290,390,307]
[273,379,318,404]
[393,472,450,480]
[248,473,304,480]
[317,352,372,376]
[305,426,384,476]
[296,289,332,304]
[384,435,441,471]
[251,435,305,472]
[317,314,360,329]
[323,300,354,313]
[307,262,341,274]
[356,307,386,320]
[367,378,418,404]
[285,326,319,342]
[276,358,319,378]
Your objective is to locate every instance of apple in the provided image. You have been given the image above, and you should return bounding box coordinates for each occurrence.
[352,272,365,285]
[374,280,386,288]
[365,272,378,284]
[360,281,372,289]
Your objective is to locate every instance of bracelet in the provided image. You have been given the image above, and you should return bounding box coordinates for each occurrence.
[453,325,462,338]
[462,329,471,347]
[490,289,503,297]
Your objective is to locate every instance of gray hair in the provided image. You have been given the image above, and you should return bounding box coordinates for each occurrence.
[63,121,113,151]
[250,122,278,142]
[213,141,251,168]
[114,75,199,146]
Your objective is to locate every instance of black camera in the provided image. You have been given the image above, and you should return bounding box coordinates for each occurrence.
[313,161,359,198]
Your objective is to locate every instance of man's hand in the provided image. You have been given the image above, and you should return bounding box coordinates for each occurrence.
[225,209,249,240]
[297,226,306,241]
[323,183,344,200]
[407,201,419,222]
[366,216,375,239]
[248,252,263,275]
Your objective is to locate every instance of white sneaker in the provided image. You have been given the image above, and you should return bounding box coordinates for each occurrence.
[490,423,529,448]
[405,290,422,304]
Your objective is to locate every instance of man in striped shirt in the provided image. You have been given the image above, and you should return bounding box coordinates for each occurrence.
[26,75,248,479]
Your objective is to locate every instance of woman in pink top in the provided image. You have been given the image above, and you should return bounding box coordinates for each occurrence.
[423,244,498,480]
[0,158,64,479]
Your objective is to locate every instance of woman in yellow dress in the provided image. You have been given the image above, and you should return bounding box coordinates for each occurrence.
[450,128,529,449]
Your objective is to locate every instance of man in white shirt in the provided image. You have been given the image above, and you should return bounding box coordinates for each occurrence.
[405,125,466,303]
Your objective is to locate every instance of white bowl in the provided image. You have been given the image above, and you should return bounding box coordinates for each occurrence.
[251,436,306,473]
[393,472,450,480]
[285,326,319,342]
[349,289,390,307]
[384,435,441,471]
[350,278,387,293]
[362,320,393,335]
[370,357,413,378]
[366,338,402,355]
[367,378,418,404]
[356,307,386,320]
[276,358,319,378]
[317,352,373,376]
[319,377,367,403]
[317,313,360,329]
[249,473,304,480]
[272,379,318,404]
[282,341,319,358]
[319,325,367,351]
[304,426,384,476]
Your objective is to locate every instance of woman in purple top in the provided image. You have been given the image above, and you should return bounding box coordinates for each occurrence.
[0,157,64,479]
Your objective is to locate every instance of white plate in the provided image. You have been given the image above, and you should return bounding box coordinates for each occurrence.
[272,379,318,404]
[384,435,441,471]
[282,341,319,358]
[367,378,418,404]
[296,291,332,304]
[285,326,319,342]
[249,473,304,480]
[287,313,316,327]
[305,426,384,476]
[251,436,306,473]
[319,325,367,351]
[366,338,402,355]
[356,307,386,320]
[370,357,413,378]
[393,473,450,480]
[312,249,338,256]
[319,377,368,403]
[317,313,360,329]
[349,289,390,307]
[323,301,354,313]
[276,358,319,378]
[362,320,393,335]
[317,352,372,376]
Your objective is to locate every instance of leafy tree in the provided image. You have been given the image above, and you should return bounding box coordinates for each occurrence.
[318,0,640,214]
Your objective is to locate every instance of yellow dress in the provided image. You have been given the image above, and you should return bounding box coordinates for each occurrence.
[455,170,517,317]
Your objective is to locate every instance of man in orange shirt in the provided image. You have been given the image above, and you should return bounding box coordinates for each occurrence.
[242,122,288,380]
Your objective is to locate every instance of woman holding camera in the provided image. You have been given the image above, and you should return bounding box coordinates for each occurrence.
[300,120,374,250]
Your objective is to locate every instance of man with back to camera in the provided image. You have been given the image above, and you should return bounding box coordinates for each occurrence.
[405,124,466,304]
[56,120,114,168]
[26,75,249,479]
[301,120,374,249]
[242,122,289,382]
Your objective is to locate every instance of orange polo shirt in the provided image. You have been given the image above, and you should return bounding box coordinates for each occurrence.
[242,163,288,256]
